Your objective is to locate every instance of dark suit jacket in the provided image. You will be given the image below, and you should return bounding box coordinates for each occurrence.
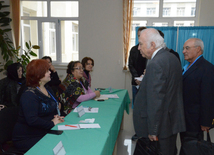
[183,56,214,132]
[133,48,186,139]
[128,44,147,85]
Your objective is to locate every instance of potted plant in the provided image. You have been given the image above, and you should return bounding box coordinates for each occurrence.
[0,0,39,73]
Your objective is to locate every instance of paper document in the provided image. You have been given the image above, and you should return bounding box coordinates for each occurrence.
[79,118,95,123]
[135,75,144,81]
[58,124,80,130]
[100,94,119,98]
[79,124,101,128]
[58,123,100,130]
[73,107,99,113]
[94,95,108,101]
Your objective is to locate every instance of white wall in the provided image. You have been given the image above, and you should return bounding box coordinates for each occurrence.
[198,0,214,26]
[78,0,131,93]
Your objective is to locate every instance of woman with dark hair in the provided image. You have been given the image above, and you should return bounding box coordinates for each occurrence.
[0,62,25,107]
[12,59,64,152]
[81,57,94,87]
[42,56,61,93]
[57,61,100,114]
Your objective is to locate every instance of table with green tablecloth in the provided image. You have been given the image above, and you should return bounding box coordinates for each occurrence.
[25,88,130,155]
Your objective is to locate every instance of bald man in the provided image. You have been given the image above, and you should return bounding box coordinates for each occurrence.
[180,38,214,146]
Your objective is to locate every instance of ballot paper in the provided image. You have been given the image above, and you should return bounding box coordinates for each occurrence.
[58,124,80,130]
[79,118,95,123]
[100,94,119,98]
[73,107,99,113]
[134,75,144,81]
[58,123,101,130]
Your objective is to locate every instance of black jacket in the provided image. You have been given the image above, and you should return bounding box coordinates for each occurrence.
[128,44,147,85]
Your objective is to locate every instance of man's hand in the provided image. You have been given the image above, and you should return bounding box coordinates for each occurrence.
[135,79,141,85]
[148,135,158,141]
[201,125,210,132]
[143,69,146,75]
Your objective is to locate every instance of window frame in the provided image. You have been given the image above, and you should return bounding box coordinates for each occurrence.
[131,0,200,47]
[20,0,79,65]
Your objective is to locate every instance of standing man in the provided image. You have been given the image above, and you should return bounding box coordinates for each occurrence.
[133,28,186,155]
[128,27,147,107]
[181,38,214,141]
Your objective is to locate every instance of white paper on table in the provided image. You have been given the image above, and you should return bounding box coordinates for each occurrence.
[94,95,108,101]
[73,107,99,113]
[79,118,95,123]
[79,123,101,128]
[99,94,119,98]
[57,123,100,130]
[58,124,80,130]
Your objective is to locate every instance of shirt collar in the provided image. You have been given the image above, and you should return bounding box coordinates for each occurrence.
[151,47,162,59]
[182,55,203,75]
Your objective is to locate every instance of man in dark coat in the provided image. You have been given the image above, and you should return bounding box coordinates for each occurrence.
[181,38,214,142]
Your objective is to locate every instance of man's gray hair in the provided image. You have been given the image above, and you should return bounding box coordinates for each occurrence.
[194,38,204,53]
[141,28,166,49]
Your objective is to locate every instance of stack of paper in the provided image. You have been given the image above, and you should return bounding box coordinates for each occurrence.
[58,124,101,130]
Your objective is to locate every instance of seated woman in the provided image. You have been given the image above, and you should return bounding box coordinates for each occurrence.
[42,56,61,94]
[0,62,25,107]
[57,61,100,114]
[81,57,94,87]
[12,59,64,152]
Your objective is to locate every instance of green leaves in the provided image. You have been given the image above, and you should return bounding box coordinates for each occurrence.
[0,1,40,73]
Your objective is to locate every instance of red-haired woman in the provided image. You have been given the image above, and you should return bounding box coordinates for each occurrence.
[12,59,64,152]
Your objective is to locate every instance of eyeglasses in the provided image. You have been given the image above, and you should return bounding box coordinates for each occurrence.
[74,67,83,70]
[183,46,198,50]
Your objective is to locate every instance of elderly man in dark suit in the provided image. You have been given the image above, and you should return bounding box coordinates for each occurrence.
[133,28,186,155]
[180,38,214,143]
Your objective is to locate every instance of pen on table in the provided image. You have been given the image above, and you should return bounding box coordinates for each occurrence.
[65,125,78,128]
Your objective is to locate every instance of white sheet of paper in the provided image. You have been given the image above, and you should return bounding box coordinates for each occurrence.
[79,123,101,128]
[100,94,119,98]
[79,118,95,123]
[94,95,108,101]
[73,107,99,113]
[53,141,66,155]
[58,124,80,130]
[134,76,144,81]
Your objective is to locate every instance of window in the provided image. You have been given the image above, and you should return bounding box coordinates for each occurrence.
[131,0,198,48]
[133,0,159,17]
[153,22,168,26]
[191,7,196,16]
[147,8,156,16]
[174,21,195,26]
[133,7,140,16]
[177,7,185,16]
[20,0,79,64]
[163,8,171,16]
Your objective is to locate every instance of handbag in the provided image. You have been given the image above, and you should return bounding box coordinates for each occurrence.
[180,131,214,155]
[134,138,163,155]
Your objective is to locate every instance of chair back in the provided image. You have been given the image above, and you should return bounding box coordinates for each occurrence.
[0,107,19,144]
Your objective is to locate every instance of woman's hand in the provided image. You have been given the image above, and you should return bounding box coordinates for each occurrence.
[52,115,65,125]
[94,90,100,97]
[58,103,61,110]
[50,64,56,72]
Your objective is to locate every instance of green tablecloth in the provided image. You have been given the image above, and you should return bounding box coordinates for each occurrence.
[25,89,130,155]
